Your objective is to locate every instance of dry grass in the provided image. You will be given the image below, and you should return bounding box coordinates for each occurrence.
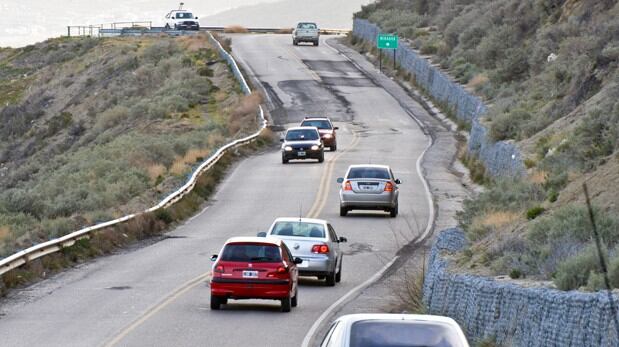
[473,211,521,230]
[0,226,9,241]
[169,147,212,175]
[393,265,426,314]
[224,25,249,33]
[228,92,263,135]
[146,163,166,182]
[276,28,294,34]
[467,73,489,90]
[529,170,547,184]
[178,33,210,51]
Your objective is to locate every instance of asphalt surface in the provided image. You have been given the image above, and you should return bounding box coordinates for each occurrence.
[0,34,432,347]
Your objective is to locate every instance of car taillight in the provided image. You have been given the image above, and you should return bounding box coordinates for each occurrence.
[384,182,394,192]
[344,181,352,191]
[312,244,329,254]
[277,266,288,273]
[213,264,224,273]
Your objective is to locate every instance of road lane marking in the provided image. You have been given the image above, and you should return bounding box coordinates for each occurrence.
[103,272,211,347]
[306,129,360,219]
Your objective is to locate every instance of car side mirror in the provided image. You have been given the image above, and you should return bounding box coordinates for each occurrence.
[280,138,284,142]
[210,254,218,261]
[195,17,198,19]
[339,236,347,243]
[333,126,339,130]
[257,231,267,237]
[395,179,401,184]
[336,177,344,184]
[293,257,303,264]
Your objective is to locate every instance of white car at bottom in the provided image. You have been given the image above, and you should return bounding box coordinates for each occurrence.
[319,314,470,347]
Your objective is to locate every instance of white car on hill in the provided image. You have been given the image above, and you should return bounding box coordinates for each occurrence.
[164,8,200,31]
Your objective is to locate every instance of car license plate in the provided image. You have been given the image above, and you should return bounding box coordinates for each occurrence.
[242,270,258,278]
[297,260,309,268]
[298,151,306,156]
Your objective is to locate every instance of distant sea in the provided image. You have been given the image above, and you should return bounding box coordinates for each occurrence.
[0,0,281,47]
[0,0,370,48]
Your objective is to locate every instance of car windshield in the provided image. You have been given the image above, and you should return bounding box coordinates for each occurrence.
[286,129,319,141]
[220,243,282,262]
[176,12,194,18]
[347,167,391,180]
[271,222,325,238]
[301,120,331,129]
[350,320,465,347]
[298,23,317,29]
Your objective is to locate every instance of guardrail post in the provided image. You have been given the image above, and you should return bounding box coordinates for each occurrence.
[67,26,71,37]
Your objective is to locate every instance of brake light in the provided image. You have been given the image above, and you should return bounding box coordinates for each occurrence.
[213,264,224,273]
[312,244,329,254]
[277,266,288,273]
[384,182,394,192]
[344,181,352,191]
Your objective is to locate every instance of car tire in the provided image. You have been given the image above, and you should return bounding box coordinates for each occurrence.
[293,39,298,46]
[210,295,223,310]
[165,24,170,30]
[340,206,348,217]
[282,156,289,164]
[331,143,337,151]
[318,151,324,163]
[390,203,399,218]
[335,259,342,283]
[314,40,319,46]
[281,296,292,312]
[325,271,336,286]
[291,288,298,307]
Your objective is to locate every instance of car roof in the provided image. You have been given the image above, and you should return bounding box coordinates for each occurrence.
[272,217,328,225]
[286,126,319,132]
[347,164,391,170]
[225,236,283,246]
[302,116,330,121]
[335,314,461,324]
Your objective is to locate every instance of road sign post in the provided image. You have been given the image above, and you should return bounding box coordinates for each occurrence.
[377,34,398,73]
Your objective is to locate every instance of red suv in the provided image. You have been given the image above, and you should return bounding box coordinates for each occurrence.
[210,237,302,312]
[300,117,338,151]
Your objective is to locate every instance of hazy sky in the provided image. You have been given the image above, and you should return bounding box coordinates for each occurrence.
[0,0,371,47]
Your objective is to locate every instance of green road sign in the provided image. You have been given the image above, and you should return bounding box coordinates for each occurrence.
[377,34,398,49]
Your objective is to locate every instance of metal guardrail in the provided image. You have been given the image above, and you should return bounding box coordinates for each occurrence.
[68,22,153,37]
[0,32,267,278]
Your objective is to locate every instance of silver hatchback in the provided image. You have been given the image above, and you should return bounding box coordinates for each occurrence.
[337,165,401,217]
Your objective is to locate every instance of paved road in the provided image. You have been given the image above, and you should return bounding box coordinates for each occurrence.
[0,34,431,347]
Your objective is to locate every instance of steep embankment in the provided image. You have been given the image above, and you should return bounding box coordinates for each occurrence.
[355,0,619,291]
[0,34,260,257]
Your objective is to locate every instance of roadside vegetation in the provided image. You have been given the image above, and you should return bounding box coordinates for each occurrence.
[355,0,619,291]
[0,34,262,258]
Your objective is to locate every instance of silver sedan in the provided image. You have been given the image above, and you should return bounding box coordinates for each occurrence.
[337,164,400,217]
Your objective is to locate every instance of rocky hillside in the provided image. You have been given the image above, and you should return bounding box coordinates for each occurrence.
[0,35,259,257]
[356,0,619,290]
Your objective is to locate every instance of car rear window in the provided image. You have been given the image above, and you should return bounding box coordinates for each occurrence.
[298,23,317,29]
[301,120,331,129]
[220,244,282,262]
[272,222,325,238]
[347,167,391,179]
[350,320,465,347]
[286,129,319,141]
[176,12,194,18]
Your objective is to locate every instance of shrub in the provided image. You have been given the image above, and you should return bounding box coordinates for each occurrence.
[554,246,600,290]
[610,255,619,289]
[509,268,523,279]
[489,109,532,141]
[526,206,545,220]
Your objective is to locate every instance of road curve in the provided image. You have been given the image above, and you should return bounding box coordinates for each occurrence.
[0,34,431,347]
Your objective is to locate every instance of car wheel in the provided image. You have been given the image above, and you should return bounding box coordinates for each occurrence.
[281,296,292,312]
[291,288,298,307]
[390,203,399,218]
[210,295,223,310]
[314,40,319,46]
[339,206,348,217]
[164,24,170,30]
[282,155,289,164]
[318,151,324,163]
[335,259,342,283]
[293,39,298,46]
[325,271,336,286]
[331,143,337,151]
